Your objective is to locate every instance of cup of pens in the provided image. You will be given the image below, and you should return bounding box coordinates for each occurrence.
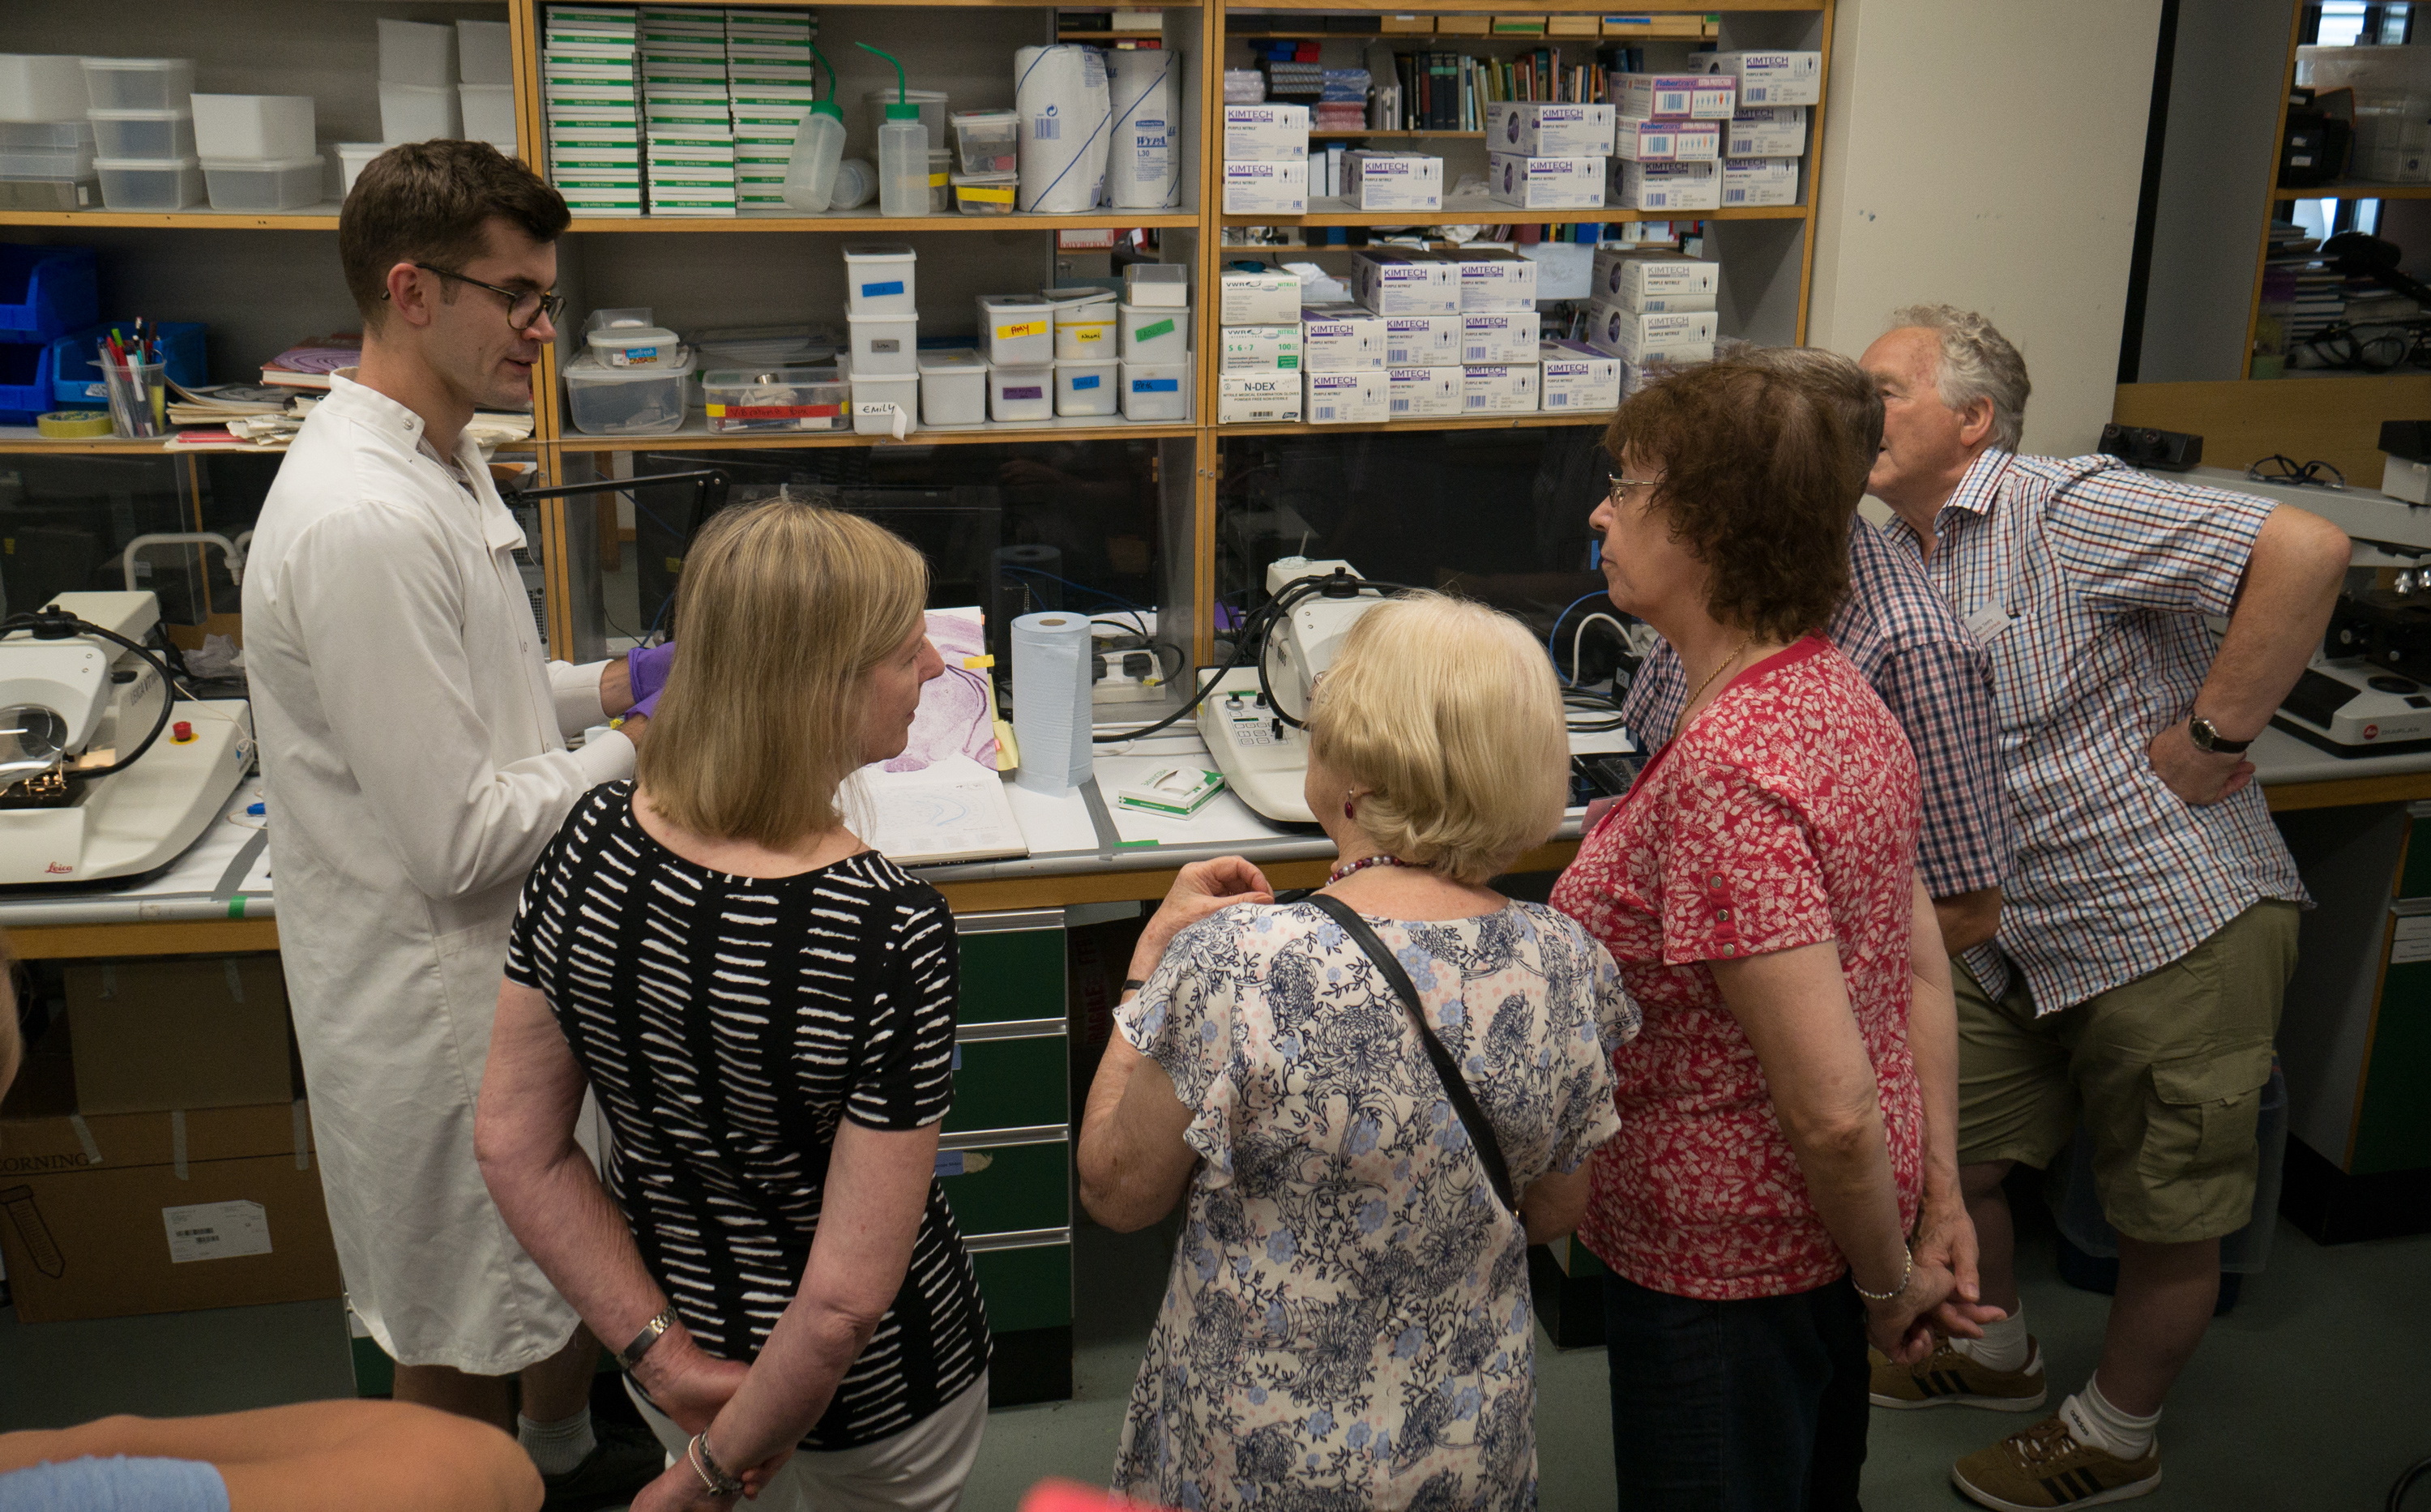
[101,348,168,438]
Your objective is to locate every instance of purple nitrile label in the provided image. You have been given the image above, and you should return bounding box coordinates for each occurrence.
[1002,385,1045,399]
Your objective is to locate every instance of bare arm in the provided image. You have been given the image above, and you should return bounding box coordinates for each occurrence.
[1077,1028,1199,1232]
[1519,1165,1590,1245]
[1932,886,2002,957]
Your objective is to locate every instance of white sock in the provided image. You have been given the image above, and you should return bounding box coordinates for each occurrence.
[1950,1302,2032,1373]
[518,1408,597,1477]
[2063,1377,2160,1461]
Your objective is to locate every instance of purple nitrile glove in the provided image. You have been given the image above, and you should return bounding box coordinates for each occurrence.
[627,642,677,720]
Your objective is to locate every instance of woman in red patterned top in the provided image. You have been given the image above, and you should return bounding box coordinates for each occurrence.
[1549,357,1998,1511]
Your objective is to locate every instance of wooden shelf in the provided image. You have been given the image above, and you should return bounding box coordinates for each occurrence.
[1309,128,1486,138]
[0,434,193,455]
[0,204,344,230]
[1232,1,1796,12]
[549,413,1198,451]
[1056,29,1173,37]
[1224,194,1806,228]
[561,208,1198,233]
[2272,182,2431,201]
[1217,409,1612,436]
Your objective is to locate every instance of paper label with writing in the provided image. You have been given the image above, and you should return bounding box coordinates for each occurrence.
[2391,914,2431,965]
[163,1199,271,1264]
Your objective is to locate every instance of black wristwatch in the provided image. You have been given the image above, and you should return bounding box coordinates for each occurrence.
[2189,715,2251,755]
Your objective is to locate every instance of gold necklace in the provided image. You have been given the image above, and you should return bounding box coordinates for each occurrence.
[1685,634,1754,712]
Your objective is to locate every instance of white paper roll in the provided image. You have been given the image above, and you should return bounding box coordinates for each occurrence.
[1015,45,1112,213]
[1108,49,1181,210]
[1011,610,1096,795]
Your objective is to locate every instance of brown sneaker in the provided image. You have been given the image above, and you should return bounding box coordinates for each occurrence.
[1951,1412,2162,1510]
[1869,1335,2047,1412]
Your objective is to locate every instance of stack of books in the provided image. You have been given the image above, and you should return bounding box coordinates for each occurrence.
[545,6,643,217]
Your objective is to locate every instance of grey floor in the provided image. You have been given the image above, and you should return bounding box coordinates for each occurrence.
[4,1199,2427,1510]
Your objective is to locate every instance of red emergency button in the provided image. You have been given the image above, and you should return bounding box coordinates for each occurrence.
[172,721,194,743]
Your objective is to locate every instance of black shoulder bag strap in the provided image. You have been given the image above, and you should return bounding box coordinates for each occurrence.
[1305,893,1518,1213]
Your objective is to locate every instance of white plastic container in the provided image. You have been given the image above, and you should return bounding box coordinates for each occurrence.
[842,243,916,316]
[976,294,1053,366]
[876,104,926,218]
[1055,357,1119,417]
[93,156,203,211]
[948,109,1018,173]
[1123,263,1190,308]
[564,352,694,436]
[80,59,195,114]
[1118,301,1186,362]
[851,369,918,431]
[335,142,391,197]
[1121,360,1190,421]
[950,170,1016,214]
[0,57,92,122]
[202,156,324,211]
[459,84,516,146]
[847,311,919,375]
[781,105,847,211]
[989,363,1053,422]
[378,19,458,88]
[380,82,460,143]
[191,96,315,162]
[587,322,683,368]
[917,348,988,425]
[1053,296,1116,359]
[865,88,949,150]
[88,109,194,161]
[457,21,515,87]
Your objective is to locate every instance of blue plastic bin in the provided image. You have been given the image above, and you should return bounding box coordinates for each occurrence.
[45,322,207,406]
[0,246,100,346]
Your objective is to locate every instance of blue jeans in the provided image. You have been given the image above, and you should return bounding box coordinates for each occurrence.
[1601,1271,1870,1512]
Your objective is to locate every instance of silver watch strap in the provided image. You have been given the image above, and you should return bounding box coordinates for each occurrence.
[617,1307,677,1372]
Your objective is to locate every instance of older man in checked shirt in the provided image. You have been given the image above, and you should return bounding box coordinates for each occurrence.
[1856,305,2351,1512]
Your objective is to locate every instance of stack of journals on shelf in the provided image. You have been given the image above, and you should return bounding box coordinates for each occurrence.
[545,6,643,216]
[1370,45,1644,132]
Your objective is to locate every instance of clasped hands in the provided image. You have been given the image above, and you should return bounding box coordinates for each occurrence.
[626,1335,784,1510]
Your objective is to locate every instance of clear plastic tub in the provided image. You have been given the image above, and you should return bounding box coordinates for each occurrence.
[1118,301,1187,362]
[927,147,952,212]
[1122,359,1190,421]
[1055,357,1118,417]
[459,84,516,145]
[0,57,93,123]
[949,109,1019,174]
[851,369,917,433]
[93,156,202,211]
[378,19,458,88]
[1124,263,1191,309]
[335,142,391,197]
[989,363,1053,422]
[702,365,846,433]
[917,348,987,425]
[380,82,459,143]
[564,350,694,435]
[80,59,196,113]
[191,95,314,161]
[87,110,191,161]
[695,323,834,369]
[587,322,681,367]
[842,243,916,317]
[951,170,1015,216]
[976,294,1053,366]
[1053,297,1115,360]
[0,121,92,152]
[0,147,96,181]
[864,89,948,150]
[847,311,918,376]
[201,156,325,211]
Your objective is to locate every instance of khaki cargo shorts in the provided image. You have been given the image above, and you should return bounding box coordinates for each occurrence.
[1955,899,2301,1245]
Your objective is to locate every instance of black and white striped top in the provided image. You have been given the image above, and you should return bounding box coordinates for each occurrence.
[506,782,989,1450]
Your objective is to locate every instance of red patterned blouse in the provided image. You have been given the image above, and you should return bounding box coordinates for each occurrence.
[1549,636,1926,1301]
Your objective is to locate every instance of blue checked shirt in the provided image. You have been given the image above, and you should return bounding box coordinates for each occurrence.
[1879,450,2310,1014]
[1617,516,2016,992]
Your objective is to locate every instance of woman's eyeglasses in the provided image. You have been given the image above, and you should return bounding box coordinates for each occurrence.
[389,262,566,332]
[1608,474,1664,503]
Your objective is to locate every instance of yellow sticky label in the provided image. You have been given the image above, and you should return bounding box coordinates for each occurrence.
[929,171,947,186]
[994,317,1045,337]
[1067,326,1106,344]
[965,186,1018,204]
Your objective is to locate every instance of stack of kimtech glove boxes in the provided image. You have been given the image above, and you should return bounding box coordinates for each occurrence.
[1223,104,1309,215]
[1485,100,1613,212]
[1703,50,1818,208]
[545,6,643,217]
[1447,247,1540,413]
[1610,71,1734,212]
[1584,244,1719,392]
[1216,267,1305,424]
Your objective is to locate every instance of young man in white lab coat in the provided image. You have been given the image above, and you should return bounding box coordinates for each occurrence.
[241,143,663,1508]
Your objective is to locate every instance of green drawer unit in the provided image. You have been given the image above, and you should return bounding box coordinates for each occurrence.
[954,915,1066,1025]
[937,1136,1069,1239]
[2400,803,2431,902]
[946,1030,1069,1135]
[2355,953,2431,1174]
[972,1241,1073,1335]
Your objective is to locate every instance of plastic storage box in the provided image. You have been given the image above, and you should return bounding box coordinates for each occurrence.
[949,109,1018,173]
[0,246,99,345]
[989,363,1052,422]
[202,156,324,211]
[0,57,93,123]
[951,170,1015,215]
[564,351,694,436]
[1122,360,1189,421]
[1118,301,1186,361]
[1123,263,1190,309]
[334,142,390,197]
[378,19,457,88]
[847,311,918,376]
[694,323,834,369]
[976,294,1053,365]
[587,321,682,368]
[1055,357,1117,416]
[80,59,196,113]
[87,110,192,162]
[191,96,314,161]
[0,143,96,182]
[842,244,916,317]
[380,82,459,143]
[94,157,203,211]
[1052,296,1115,359]
[459,85,515,146]
[456,20,515,87]
[702,365,846,433]
[916,348,987,425]
[849,369,917,433]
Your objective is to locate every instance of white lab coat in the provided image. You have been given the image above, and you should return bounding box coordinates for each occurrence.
[241,374,633,1373]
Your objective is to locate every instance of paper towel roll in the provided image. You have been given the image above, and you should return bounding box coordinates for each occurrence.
[1015,45,1112,213]
[1011,610,1096,794]
[1108,49,1180,210]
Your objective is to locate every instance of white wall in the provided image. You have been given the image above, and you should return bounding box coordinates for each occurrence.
[1804,0,2165,456]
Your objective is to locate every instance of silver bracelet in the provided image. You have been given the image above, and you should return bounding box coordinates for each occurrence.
[687,1433,744,1498]
[1852,1249,1913,1304]
[616,1307,677,1373]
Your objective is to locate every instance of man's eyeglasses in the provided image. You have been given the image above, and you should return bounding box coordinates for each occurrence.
[391,262,566,331]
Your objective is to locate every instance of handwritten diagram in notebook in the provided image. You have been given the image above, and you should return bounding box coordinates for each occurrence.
[849,754,1028,865]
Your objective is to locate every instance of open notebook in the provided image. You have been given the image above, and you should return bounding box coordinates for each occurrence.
[848,754,1029,866]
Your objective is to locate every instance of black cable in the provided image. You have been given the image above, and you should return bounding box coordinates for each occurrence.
[2391,1453,2431,1512]
[1254,573,1421,732]
[0,609,177,782]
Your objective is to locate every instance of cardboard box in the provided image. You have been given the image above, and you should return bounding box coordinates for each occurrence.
[1351,249,1460,315]
[1461,363,1540,413]
[1586,304,1720,364]
[1726,105,1808,158]
[1224,159,1309,215]
[1224,105,1310,160]
[67,959,294,1117]
[1383,313,1463,366]
[1218,373,1304,424]
[1485,100,1617,156]
[1723,156,1801,207]
[1221,269,1303,326]
[1547,14,1603,36]
[1434,14,1492,34]
[1613,72,1736,121]
[1488,152,1605,210]
[1345,150,1443,211]
[1703,50,1822,107]
[1591,246,1721,301]
[1539,340,1623,412]
[1300,303,1390,370]
[1446,248,1539,310]
[1614,117,1721,161]
[1460,310,1542,364]
[1305,369,1391,423]
[1613,158,1721,212]
[1386,365,1464,418]
[1603,13,1712,36]
[1379,14,1436,33]
[1220,323,1304,373]
[0,1096,341,1324]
